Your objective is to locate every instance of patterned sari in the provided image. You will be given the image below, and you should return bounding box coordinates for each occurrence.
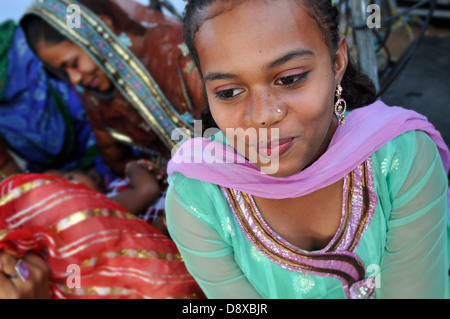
[0,173,204,299]
[0,20,98,173]
[21,0,206,177]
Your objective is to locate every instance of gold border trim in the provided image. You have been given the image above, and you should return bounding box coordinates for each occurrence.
[225,161,376,284]
[327,171,353,252]
[0,229,8,241]
[31,0,193,150]
[348,161,370,252]
[226,188,360,284]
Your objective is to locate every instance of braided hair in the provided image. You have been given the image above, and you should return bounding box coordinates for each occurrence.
[182,0,377,129]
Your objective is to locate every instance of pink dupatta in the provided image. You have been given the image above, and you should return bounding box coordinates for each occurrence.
[168,101,450,199]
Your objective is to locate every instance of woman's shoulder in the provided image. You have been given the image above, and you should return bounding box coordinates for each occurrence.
[373,129,440,164]
[169,171,216,195]
[371,129,446,195]
[167,172,226,222]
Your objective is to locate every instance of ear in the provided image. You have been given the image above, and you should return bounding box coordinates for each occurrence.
[334,35,348,85]
[97,14,115,33]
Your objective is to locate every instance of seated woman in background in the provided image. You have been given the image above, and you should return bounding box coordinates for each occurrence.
[20,0,207,181]
[0,19,100,178]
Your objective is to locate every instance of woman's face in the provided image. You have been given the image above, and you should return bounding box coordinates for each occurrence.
[195,0,348,177]
[37,39,112,92]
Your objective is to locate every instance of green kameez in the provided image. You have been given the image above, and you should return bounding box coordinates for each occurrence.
[166,130,449,299]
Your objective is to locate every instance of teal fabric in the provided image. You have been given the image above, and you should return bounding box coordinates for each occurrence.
[166,130,449,299]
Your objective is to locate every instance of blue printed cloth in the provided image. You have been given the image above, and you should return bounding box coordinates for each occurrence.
[0,26,98,172]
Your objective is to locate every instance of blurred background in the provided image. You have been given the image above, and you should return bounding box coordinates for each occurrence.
[0,0,449,146]
[0,0,186,21]
[339,0,450,146]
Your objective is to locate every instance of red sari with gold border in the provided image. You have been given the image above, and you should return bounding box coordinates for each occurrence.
[0,173,204,299]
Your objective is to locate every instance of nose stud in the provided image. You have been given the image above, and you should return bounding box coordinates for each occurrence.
[262,108,282,125]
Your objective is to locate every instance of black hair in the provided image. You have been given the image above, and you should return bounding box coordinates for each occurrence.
[20,14,72,82]
[182,0,377,129]
[21,14,66,53]
[20,0,147,97]
[21,0,147,50]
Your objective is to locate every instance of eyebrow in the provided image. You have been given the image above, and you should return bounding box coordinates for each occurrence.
[267,49,315,69]
[204,71,237,82]
[203,49,315,82]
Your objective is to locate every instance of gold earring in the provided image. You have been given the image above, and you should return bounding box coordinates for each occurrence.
[334,84,347,125]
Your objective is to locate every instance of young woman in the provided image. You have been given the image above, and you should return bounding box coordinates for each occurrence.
[165,0,450,298]
[0,20,99,177]
[20,0,206,178]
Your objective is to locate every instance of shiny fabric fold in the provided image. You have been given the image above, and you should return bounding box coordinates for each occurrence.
[0,173,204,299]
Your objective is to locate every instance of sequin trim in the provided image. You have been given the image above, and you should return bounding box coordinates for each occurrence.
[222,159,378,298]
[327,171,352,251]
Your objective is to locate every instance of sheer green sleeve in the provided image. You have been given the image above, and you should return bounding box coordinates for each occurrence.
[165,174,263,299]
[375,131,449,298]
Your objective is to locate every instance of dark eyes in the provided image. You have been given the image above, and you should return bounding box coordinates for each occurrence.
[215,88,245,100]
[71,59,79,69]
[214,72,309,101]
[274,72,309,87]
[61,58,79,70]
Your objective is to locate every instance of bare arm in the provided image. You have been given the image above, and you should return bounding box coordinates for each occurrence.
[110,161,161,215]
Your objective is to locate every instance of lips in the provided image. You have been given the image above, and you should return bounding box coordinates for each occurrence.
[258,137,295,157]
[89,77,99,89]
